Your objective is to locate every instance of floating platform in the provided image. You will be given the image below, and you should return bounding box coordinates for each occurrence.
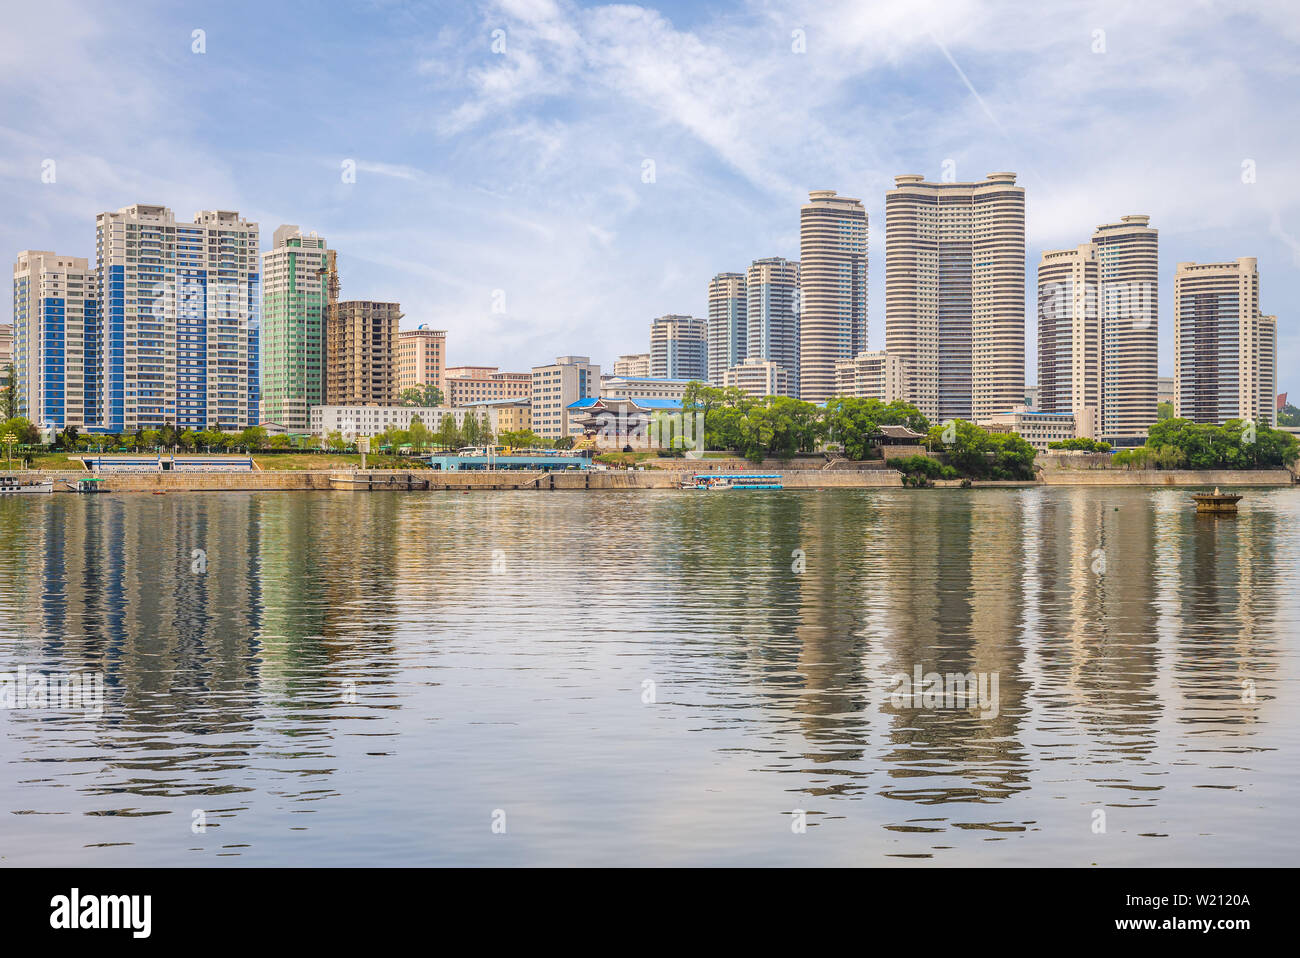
[1190,488,1243,514]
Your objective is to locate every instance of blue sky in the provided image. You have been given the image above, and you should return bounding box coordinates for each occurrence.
[3,0,1297,387]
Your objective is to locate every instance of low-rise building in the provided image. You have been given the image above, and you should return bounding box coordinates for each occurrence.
[600,376,692,404]
[444,365,531,406]
[612,353,651,377]
[723,357,790,398]
[310,404,494,439]
[475,397,531,433]
[982,407,1076,453]
[833,351,909,403]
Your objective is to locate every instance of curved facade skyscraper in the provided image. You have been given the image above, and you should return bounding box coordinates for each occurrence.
[798,191,867,403]
[885,173,1025,423]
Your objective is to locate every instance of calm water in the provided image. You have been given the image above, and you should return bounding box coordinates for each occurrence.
[1,487,1297,866]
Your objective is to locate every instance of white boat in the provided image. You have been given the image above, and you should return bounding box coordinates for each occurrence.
[0,476,54,495]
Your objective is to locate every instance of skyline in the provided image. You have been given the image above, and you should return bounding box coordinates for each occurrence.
[2,0,1297,385]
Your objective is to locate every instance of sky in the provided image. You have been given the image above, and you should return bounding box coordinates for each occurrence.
[2,0,1297,387]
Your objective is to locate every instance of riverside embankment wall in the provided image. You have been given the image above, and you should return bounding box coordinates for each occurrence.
[26,466,1295,492]
[1038,468,1293,486]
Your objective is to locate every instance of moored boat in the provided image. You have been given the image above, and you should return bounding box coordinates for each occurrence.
[0,476,54,494]
[682,473,783,490]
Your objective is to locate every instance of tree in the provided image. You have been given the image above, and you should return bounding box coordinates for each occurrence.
[1157,400,1175,421]
[326,430,347,452]
[924,419,1037,480]
[179,429,198,451]
[239,426,268,451]
[422,384,444,407]
[434,416,461,451]
[1,364,15,420]
[500,429,541,449]
[461,413,482,447]
[408,416,431,453]
[140,429,162,451]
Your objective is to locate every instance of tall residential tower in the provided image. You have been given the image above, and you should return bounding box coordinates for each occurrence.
[799,191,867,403]
[11,251,98,429]
[260,225,331,431]
[885,173,1025,423]
[744,257,800,397]
[706,273,746,386]
[1174,258,1276,426]
[94,204,260,432]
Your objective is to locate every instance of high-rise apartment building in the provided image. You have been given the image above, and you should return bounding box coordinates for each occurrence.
[396,326,447,396]
[649,315,707,381]
[885,173,1025,423]
[799,190,867,403]
[707,272,746,385]
[95,205,260,432]
[745,257,800,397]
[1093,216,1158,441]
[12,251,99,429]
[260,225,330,431]
[531,355,600,439]
[1038,216,1158,442]
[1037,243,1100,438]
[612,353,650,378]
[326,301,401,405]
[833,350,909,403]
[1174,258,1276,426]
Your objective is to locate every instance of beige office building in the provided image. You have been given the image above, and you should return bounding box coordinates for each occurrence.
[885,173,1025,423]
[723,357,790,398]
[799,191,867,403]
[1174,258,1276,426]
[833,350,909,403]
[326,300,401,405]
[444,365,531,406]
[478,397,531,433]
[984,408,1077,453]
[612,353,651,377]
[531,355,600,439]
[396,326,447,395]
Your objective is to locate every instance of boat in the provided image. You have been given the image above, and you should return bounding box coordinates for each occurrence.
[681,473,783,490]
[0,476,54,495]
[64,477,109,493]
[1190,487,1243,514]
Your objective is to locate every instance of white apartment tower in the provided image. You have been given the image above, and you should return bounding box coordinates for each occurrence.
[95,204,260,432]
[1174,258,1276,427]
[707,273,746,386]
[744,257,800,397]
[649,315,708,381]
[885,173,1025,423]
